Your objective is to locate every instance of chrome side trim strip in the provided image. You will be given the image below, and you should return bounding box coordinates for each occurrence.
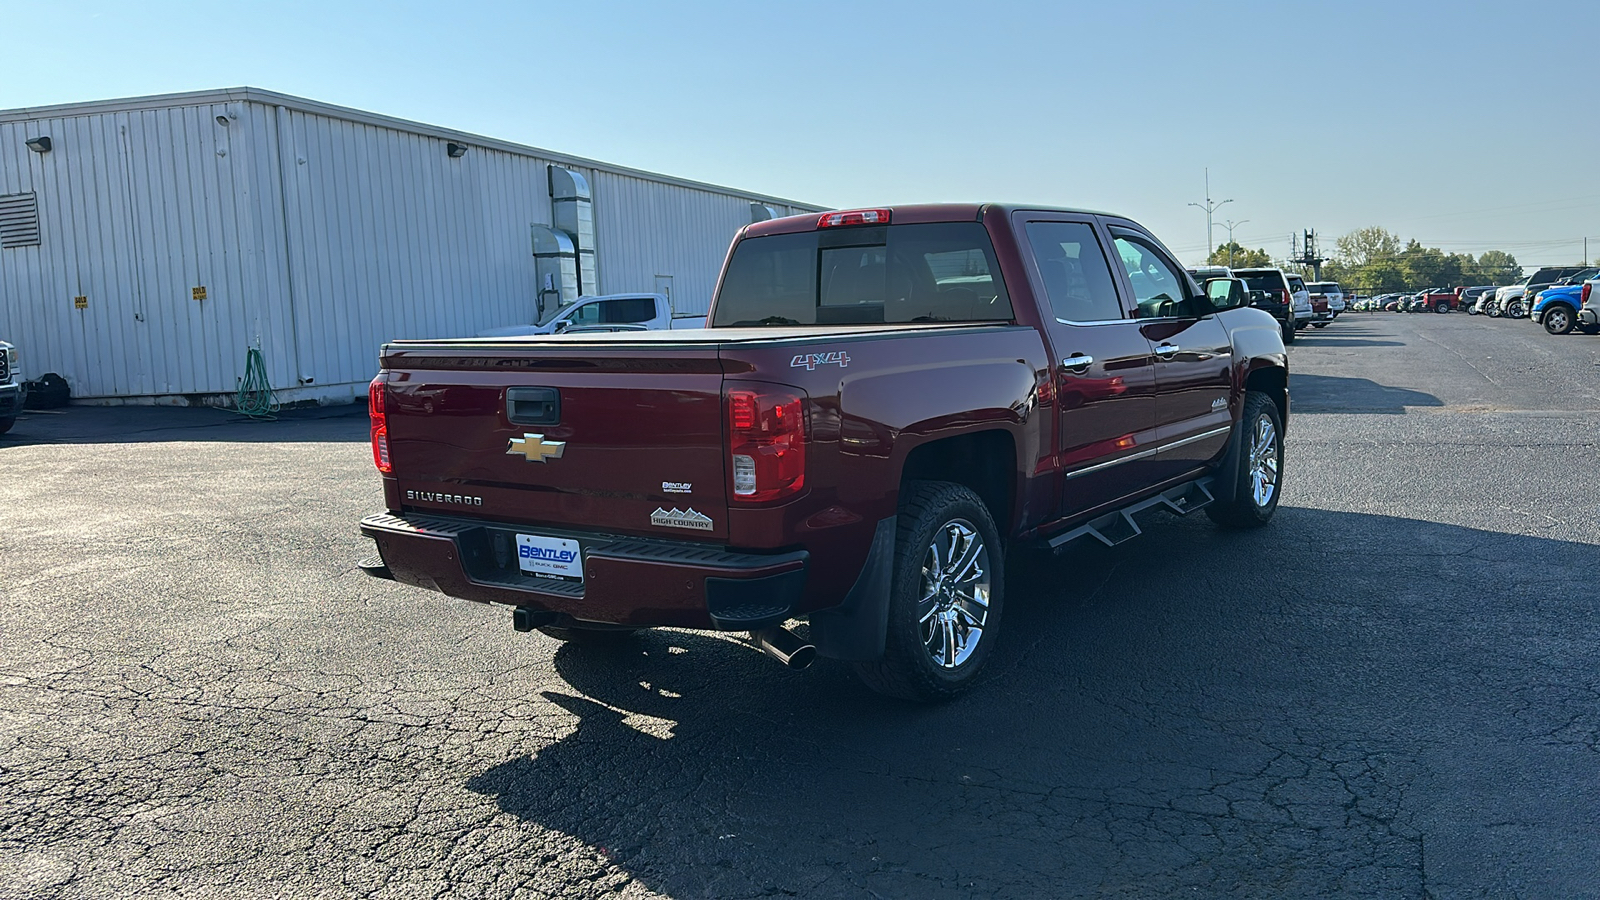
[1064,448,1158,479]
[1062,426,1231,480]
[1161,425,1232,452]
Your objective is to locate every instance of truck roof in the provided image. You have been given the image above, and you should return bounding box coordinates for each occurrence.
[745,203,1114,237]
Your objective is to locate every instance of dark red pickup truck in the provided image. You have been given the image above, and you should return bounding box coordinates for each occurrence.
[360,204,1288,700]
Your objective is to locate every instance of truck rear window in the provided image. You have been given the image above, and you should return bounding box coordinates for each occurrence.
[1238,274,1286,294]
[711,223,1012,327]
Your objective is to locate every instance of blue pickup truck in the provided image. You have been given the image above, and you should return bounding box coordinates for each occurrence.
[1530,279,1599,335]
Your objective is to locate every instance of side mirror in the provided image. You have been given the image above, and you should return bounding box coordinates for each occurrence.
[1205,277,1248,311]
[553,320,571,333]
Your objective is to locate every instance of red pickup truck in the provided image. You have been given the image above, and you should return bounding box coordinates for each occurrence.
[360,204,1289,700]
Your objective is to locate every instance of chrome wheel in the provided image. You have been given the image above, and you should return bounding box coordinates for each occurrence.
[918,519,991,669]
[1249,415,1280,508]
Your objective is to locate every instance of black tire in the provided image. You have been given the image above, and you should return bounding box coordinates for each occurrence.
[1281,319,1296,344]
[536,624,640,645]
[1206,392,1284,529]
[0,417,12,435]
[1435,302,1449,313]
[1544,304,1575,335]
[853,481,1004,702]
[1580,324,1599,336]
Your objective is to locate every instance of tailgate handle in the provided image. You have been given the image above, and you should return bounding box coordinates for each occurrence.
[506,387,560,426]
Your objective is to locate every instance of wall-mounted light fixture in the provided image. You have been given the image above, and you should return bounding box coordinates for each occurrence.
[215,115,230,127]
[446,142,467,159]
[25,136,51,153]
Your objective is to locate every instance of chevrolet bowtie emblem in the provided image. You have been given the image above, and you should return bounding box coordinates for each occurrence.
[507,433,566,463]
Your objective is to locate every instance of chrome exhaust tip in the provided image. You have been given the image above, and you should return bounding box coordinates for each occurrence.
[751,626,817,670]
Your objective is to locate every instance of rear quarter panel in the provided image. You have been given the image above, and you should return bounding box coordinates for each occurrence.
[719,325,1052,603]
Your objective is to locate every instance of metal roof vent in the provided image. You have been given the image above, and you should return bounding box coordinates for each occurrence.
[751,203,780,223]
[0,192,41,248]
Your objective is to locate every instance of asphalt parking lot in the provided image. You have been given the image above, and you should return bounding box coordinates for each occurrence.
[3,313,1598,899]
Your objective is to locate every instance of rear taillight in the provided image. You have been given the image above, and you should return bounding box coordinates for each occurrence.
[818,208,890,228]
[1584,283,1592,304]
[726,384,807,503]
[368,376,393,474]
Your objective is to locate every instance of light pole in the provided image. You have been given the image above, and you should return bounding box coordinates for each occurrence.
[1188,168,1232,260]
[1218,219,1249,267]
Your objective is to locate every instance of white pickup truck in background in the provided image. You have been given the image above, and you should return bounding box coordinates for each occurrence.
[1578,275,1600,333]
[477,293,706,337]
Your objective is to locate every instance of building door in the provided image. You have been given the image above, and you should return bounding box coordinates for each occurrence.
[654,275,674,314]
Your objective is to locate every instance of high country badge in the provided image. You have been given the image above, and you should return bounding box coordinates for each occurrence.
[650,507,714,531]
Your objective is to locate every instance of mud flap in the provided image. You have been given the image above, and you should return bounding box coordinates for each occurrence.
[807,517,896,661]
[1213,413,1245,507]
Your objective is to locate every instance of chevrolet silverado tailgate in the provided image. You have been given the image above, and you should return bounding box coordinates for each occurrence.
[380,342,728,540]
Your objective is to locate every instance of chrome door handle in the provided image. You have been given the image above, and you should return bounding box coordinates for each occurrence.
[1061,354,1094,371]
[1154,343,1179,359]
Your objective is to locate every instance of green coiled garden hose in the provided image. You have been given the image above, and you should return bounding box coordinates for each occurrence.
[235,347,280,419]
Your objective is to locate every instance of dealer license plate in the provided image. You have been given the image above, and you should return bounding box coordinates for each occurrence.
[516,533,583,581]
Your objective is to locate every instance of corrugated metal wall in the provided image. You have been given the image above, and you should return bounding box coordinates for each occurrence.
[0,92,816,400]
[0,101,296,397]
[591,171,807,316]
[269,103,563,390]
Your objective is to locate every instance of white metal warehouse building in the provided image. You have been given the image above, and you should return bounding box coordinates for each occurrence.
[0,88,819,404]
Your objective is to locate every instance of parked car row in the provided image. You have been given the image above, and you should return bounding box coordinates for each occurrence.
[1468,266,1597,318]
[1184,266,1348,343]
[1347,266,1600,336]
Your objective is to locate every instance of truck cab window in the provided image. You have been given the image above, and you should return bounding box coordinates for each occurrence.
[712,223,1011,327]
[1024,221,1124,322]
[607,297,656,323]
[1113,236,1196,319]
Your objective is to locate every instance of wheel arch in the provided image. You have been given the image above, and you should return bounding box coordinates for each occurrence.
[1243,362,1288,432]
[898,429,1018,534]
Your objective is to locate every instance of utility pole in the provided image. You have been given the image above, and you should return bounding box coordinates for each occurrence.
[1218,219,1249,267]
[1188,168,1232,259]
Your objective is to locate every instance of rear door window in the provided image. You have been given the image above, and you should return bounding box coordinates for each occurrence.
[712,223,1011,326]
[1024,221,1125,322]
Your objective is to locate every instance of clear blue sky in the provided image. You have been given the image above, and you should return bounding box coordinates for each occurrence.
[6,0,1598,266]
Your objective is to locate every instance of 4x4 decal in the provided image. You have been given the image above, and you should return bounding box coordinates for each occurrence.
[791,351,851,370]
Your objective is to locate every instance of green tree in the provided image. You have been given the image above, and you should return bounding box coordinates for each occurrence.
[1334,226,1402,269]
[1208,242,1273,268]
[1472,250,1521,284]
[1397,240,1463,288]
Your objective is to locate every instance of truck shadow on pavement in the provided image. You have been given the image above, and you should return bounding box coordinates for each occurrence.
[1290,373,1443,414]
[465,508,1600,899]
